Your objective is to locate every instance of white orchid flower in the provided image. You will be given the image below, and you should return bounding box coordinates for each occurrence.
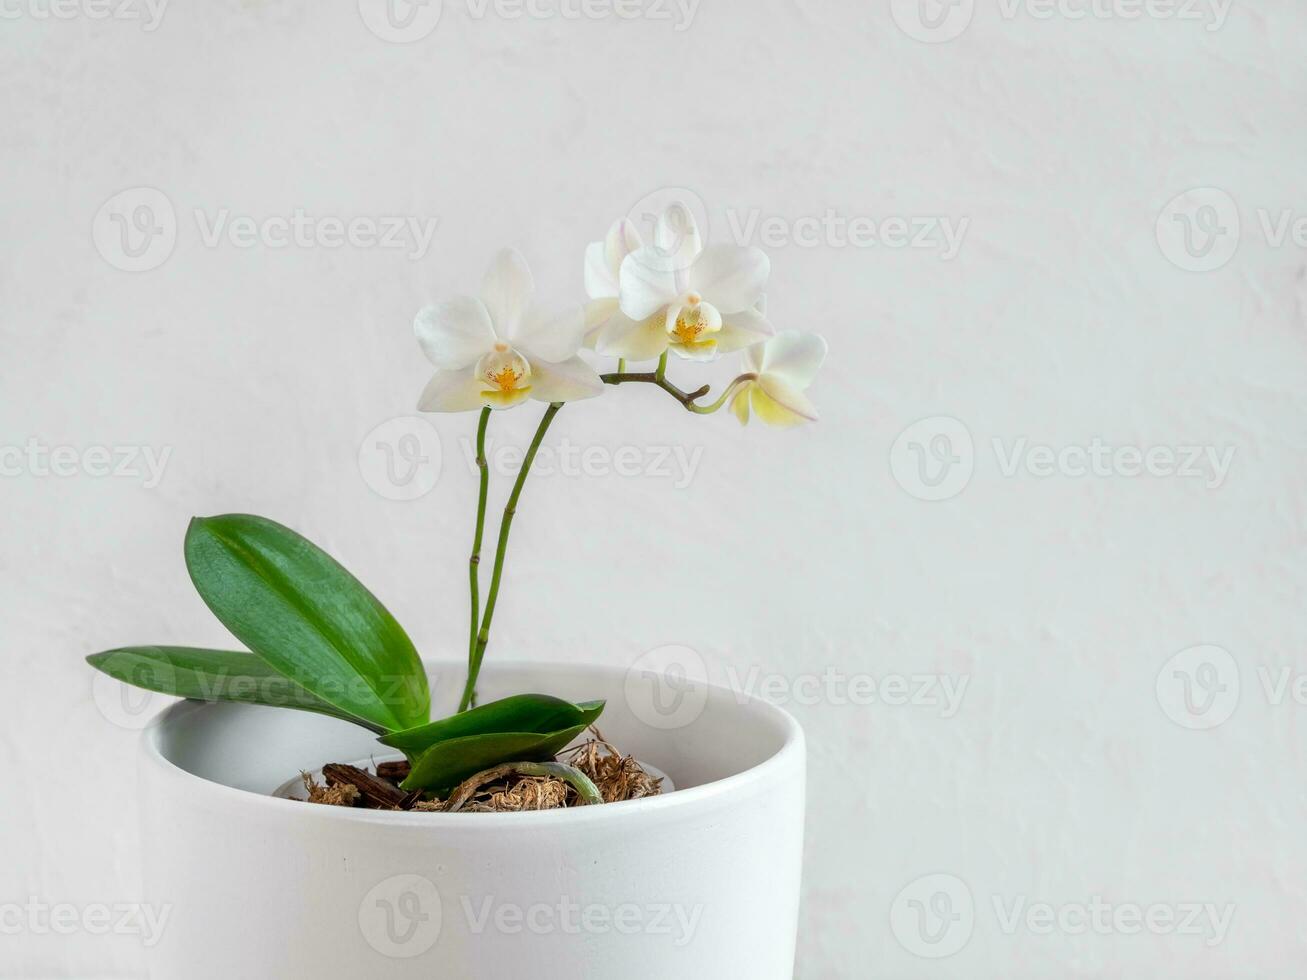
[415,249,603,412]
[583,218,643,349]
[600,204,774,362]
[730,330,827,426]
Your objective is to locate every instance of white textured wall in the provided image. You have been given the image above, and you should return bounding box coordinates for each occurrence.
[3,1,1306,976]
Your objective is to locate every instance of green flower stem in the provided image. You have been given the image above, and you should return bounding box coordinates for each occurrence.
[616,357,626,373]
[458,401,563,713]
[655,350,668,381]
[465,407,492,706]
[688,373,757,415]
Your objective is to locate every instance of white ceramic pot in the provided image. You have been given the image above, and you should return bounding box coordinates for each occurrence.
[138,661,805,979]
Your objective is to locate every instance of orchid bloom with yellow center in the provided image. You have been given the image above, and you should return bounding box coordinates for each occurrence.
[414,249,603,412]
[596,204,774,363]
[730,330,828,426]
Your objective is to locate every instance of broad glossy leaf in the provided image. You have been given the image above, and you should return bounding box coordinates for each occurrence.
[86,646,386,733]
[184,514,429,732]
[400,724,591,793]
[380,694,605,756]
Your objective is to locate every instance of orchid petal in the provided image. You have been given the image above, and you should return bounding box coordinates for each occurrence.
[669,341,719,362]
[730,383,753,425]
[414,297,496,370]
[584,241,617,300]
[754,377,819,424]
[480,248,534,336]
[584,297,620,331]
[758,330,827,389]
[417,369,488,414]
[618,248,681,321]
[527,355,605,403]
[596,311,670,361]
[714,307,774,354]
[687,245,769,314]
[481,387,533,410]
[511,304,586,363]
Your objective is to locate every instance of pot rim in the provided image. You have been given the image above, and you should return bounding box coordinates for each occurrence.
[140,659,805,827]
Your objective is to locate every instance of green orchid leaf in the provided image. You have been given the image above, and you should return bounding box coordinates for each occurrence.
[184,514,429,733]
[380,694,605,756]
[86,646,386,734]
[400,724,591,794]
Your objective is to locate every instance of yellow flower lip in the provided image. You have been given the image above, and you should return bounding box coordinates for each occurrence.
[480,386,532,408]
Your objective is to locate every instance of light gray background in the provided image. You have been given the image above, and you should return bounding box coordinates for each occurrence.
[3,1,1306,976]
